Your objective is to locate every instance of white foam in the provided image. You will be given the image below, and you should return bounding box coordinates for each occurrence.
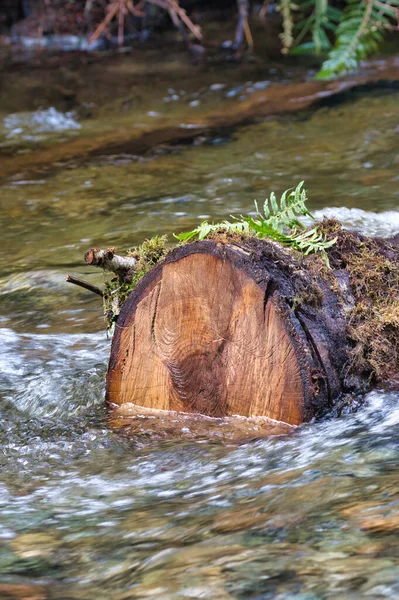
[3,107,80,140]
[0,328,109,417]
[313,207,399,237]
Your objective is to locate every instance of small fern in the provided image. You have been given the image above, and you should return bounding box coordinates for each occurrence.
[243,212,336,263]
[253,180,313,232]
[175,182,337,262]
[287,227,337,259]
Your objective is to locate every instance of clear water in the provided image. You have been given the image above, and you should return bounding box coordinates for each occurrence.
[0,66,398,599]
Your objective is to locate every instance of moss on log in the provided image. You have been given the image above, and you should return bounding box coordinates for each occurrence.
[105,225,399,426]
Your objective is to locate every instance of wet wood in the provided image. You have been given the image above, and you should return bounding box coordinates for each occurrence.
[108,403,295,442]
[106,239,347,425]
[84,247,137,277]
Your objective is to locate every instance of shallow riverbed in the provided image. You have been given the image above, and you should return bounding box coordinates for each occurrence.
[0,58,398,599]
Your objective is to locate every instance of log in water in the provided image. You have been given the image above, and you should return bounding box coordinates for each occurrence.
[67,223,396,426]
[103,228,399,426]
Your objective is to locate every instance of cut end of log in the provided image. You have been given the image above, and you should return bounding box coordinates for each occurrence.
[106,239,347,425]
[84,247,104,266]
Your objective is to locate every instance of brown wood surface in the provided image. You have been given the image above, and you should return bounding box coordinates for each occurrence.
[107,252,304,423]
[106,239,349,425]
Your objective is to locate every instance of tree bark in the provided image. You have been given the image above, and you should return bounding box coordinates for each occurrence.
[106,235,389,425]
[84,247,137,278]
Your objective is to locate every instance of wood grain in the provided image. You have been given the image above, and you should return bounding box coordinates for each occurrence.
[107,245,311,424]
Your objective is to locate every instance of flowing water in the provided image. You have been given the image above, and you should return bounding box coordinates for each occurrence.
[0,60,398,599]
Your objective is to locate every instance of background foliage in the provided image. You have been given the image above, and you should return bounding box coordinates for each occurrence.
[283,0,399,77]
[1,0,398,78]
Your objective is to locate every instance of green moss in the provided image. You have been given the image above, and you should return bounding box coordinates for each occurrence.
[301,219,399,382]
[103,235,168,330]
[329,229,399,381]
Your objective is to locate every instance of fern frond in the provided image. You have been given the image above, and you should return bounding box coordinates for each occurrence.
[243,215,336,260]
[316,0,399,79]
[242,215,293,243]
[290,228,337,258]
[174,220,250,242]
[314,0,329,52]
[255,181,314,233]
[291,0,342,55]
[174,181,336,263]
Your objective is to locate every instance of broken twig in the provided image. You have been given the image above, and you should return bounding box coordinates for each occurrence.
[66,275,104,297]
[84,247,137,277]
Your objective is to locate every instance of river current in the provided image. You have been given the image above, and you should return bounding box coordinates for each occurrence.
[0,63,398,598]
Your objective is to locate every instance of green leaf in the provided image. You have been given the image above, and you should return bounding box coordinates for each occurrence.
[174,181,336,265]
[270,191,279,215]
[316,0,398,79]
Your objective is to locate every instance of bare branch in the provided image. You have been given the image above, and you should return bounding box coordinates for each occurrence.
[89,0,120,44]
[84,247,137,277]
[66,275,104,297]
[167,0,203,40]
